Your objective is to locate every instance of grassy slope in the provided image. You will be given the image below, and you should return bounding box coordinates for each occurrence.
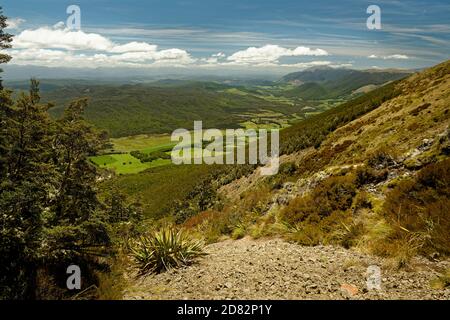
[206,59,450,260]
[279,80,402,155]
[320,61,450,168]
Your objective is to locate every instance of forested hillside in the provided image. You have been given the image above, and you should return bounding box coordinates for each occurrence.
[280,66,410,99]
[41,83,297,137]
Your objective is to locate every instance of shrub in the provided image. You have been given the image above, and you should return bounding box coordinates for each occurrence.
[367,149,396,169]
[182,210,217,229]
[231,224,246,240]
[352,191,372,210]
[130,227,206,275]
[381,158,450,257]
[285,210,353,246]
[279,175,358,246]
[279,162,297,175]
[355,166,388,186]
[431,269,450,289]
[240,185,272,215]
[340,221,365,249]
[280,174,357,225]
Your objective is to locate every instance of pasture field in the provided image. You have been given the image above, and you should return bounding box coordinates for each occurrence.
[89,134,176,174]
[90,153,171,174]
[110,134,174,153]
[91,126,282,175]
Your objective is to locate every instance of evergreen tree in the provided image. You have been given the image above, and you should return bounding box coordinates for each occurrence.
[0,81,112,299]
[0,80,53,299]
[0,6,13,178]
[42,98,111,283]
[0,6,12,89]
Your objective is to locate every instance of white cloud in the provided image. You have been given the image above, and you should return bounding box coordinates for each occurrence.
[385,54,409,60]
[110,42,158,53]
[6,18,25,30]
[227,44,328,65]
[291,46,328,56]
[9,26,195,68]
[368,54,409,60]
[154,48,193,62]
[279,61,332,68]
[200,52,227,65]
[13,27,114,51]
[9,47,195,69]
[264,61,351,69]
[212,52,226,58]
[8,26,337,69]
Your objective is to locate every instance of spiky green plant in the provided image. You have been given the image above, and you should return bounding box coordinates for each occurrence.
[130,227,206,275]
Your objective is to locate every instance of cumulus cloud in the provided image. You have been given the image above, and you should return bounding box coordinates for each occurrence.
[9,48,195,68]
[12,27,114,51]
[6,18,25,30]
[227,45,328,65]
[110,42,158,53]
[8,25,335,69]
[200,52,227,65]
[9,26,195,68]
[368,54,409,60]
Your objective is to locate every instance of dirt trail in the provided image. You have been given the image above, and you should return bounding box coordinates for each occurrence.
[124,238,450,300]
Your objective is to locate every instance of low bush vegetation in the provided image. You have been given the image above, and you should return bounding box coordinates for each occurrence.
[355,166,388,186]
[431,269,450,289]
[378,158,450,258]
[280,175,356,226]
[278,174,357,245]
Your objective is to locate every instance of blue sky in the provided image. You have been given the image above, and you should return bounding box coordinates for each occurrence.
[1,0,449,74]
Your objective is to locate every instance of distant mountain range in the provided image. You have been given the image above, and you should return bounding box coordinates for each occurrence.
[279,66,412,99]
[3,64,414,85]
[2,64,282,82]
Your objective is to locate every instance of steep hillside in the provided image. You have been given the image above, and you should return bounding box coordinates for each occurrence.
[282,82,330,100]
[187,60,450,262]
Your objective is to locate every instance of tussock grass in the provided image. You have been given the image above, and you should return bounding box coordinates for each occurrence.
[130,227,206,275]
[431,269,450,289]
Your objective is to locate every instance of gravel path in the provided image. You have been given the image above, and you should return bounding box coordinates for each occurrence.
[124,238,450,300]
